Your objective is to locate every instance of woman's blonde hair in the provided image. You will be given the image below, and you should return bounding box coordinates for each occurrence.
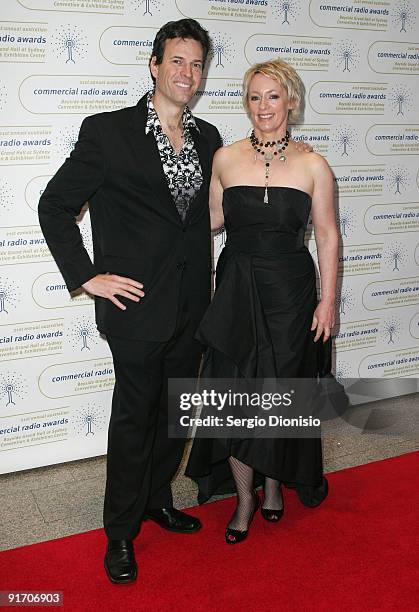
[242,58,304,122]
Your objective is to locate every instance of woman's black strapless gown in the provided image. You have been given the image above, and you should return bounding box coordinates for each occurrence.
[185,186,328,506]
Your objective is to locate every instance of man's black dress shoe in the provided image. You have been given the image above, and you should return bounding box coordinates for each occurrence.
[144,508,201,533]
[104,539,137,584]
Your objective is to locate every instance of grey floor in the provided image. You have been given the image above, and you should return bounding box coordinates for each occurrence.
[0,393,417,552]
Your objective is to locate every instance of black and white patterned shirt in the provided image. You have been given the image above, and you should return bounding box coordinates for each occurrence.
[145,92,203,221]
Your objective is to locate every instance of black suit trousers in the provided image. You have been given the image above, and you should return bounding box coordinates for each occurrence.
[103,280,202,539]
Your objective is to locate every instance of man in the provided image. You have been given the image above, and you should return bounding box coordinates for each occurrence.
[39,18,220,584]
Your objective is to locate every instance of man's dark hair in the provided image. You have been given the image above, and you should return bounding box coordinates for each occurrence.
[149,19,210,81]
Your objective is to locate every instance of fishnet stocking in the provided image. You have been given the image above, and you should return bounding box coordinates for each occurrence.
[227,456,257,531]
[263,477,283,511]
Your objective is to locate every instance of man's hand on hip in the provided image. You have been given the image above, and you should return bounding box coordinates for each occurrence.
[82,274,145,310]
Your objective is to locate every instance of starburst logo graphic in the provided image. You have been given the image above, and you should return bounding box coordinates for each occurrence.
[73,402,106,436]
[392,0,416,32]
[69,315,98,351]
[131,0,163,15]
[0,178,14,216]
[129,77,152,106]
[52,25,88,64]
[334,360,351,380]
[386,165,410,195]
[210,32,235,68]
[336,206,356,238]
[388,84,412,116]
[0,372,28,407]
[381,317,402,344]
[333,39,360,73]
[272,0,301,25]
[218,124,237,146]
[384,241,407,271]
[0,82,7,112]
[78,221,93,259]
[0,277,21,315]
[336,287,354,316]
[331,125,359,157]
[55,125,79,159]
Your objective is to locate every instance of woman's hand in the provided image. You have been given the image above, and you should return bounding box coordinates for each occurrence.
[292,139,313,153]
[310,154,339,343]
[311,300,335,342]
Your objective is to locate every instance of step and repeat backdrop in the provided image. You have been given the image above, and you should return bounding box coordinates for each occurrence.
[0,0,418,472]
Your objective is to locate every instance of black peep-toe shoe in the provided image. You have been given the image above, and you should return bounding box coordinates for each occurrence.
[261,486,284,522]
[260,506,284,522]
[225,493,260,545]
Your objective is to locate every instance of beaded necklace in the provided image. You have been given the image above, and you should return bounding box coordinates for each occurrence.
[249,129,290,204]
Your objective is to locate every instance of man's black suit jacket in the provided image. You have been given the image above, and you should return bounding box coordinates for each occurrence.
[38,94,221,342]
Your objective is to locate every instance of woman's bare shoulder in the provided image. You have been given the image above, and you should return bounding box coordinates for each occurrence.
[294,148,332,174]
[215,138,248,156]
[213,138,248,168]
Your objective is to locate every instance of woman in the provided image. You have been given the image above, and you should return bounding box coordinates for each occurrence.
[186,59,338,543]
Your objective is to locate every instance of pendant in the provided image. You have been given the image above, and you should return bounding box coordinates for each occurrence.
[279,154,286,162]
[264,152,274,162]
[264,186,269,204]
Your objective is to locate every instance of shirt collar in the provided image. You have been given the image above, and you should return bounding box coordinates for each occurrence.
[145,91,200,135]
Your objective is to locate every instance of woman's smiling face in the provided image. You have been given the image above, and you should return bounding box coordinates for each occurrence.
[247,72,294,136]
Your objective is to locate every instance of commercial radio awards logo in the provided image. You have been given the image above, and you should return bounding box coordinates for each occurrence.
[0,178,14,216]
[391,0,416,33]
[336,287,354,316]
[333,39,360,73]
[336,206,356,239]
[272,0,301,25]
[0,372,28,408]
[52,25,88,64]
[55,125,79,159]
[386,165,410,196]
[0,82,7,112]
[131,0,163,15]
[209,32,235,69]
[331,125,359,157]
[73,402,107,437]
[68,315,98,352]
[0,276,21,315]
[380,317,403,344]
[388,84,413,117]
[384,241,407,272]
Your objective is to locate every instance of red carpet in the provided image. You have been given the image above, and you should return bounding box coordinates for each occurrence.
[0,452,418,611]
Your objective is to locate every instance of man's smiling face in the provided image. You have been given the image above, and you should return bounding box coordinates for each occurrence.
[150,37,204,108]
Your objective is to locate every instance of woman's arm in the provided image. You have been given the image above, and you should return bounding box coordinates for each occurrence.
[310,154,339,342]
[209,147,226,230]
